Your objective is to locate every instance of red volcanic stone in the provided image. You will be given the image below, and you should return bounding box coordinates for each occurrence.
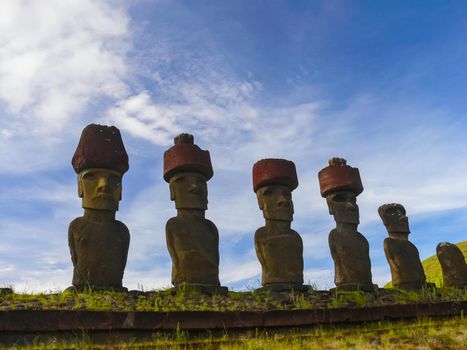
[318,158,363,197]
[163,133,213,182]
[72,124,129,175]
[252,158,298,192]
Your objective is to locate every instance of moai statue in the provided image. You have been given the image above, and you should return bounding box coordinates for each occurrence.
[252,159,308,292]
[436,242,467,288]
[68,124,130,292]
[164,133,227,295]
[318,158,375,292]
[379,203,427,290]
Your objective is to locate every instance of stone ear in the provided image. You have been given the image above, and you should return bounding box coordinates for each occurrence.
[256,191,264,210]
[326,197,334,215]
[169,181,175,201]
[77,176,83,198]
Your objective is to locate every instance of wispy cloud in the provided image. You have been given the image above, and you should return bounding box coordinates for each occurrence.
[0,0,130,173]
[1,1,467,293]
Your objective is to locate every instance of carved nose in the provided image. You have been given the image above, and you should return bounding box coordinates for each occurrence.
[400,216,408,223]
[188,183,198,193]
[346,202,356,211]
[277,196,291,207]
[96,177,110,192]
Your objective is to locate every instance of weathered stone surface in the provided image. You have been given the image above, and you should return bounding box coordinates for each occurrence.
[437,242,467,288]
[252,158,298,192]
[68,124,130,291]
[253,159,305,291]
[72,124,129,175]
[318,157,363,197]
[164,134,225,291]
[163,133,213,182]
[0,302,464,334]
[319,158,374,292]
[379,203,426,290]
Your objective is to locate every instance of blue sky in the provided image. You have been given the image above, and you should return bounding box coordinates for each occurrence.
[0,0,466,292]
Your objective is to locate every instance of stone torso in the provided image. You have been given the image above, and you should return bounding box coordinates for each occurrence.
[255,227,304,285]
[384,238,426,288]
[68,216,130,288]
[437,245,467,288]
[166,216,220,286]
[329,228,372,288]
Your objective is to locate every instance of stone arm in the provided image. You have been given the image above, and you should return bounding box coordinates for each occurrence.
[165,219,179,269]
[383,238,395,263]
[383,238,401,277]
[118,222,130,273]
[68,221,78,267]
[328,230,339,263]
[207,219,220,266]
[254,229,267,269]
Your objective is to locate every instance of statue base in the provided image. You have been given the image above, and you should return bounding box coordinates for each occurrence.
[65,285,128,293]
[172,283,229,296]
[256,283,311,293]
[331,283,378,293]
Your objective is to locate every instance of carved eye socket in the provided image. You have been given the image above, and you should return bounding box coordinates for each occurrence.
[332,194,346,202]
[107,175,121,187]
[82,173,96,181]
[173,176,185,184]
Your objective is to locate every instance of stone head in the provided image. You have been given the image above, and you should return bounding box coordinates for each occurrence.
[325,190,359,224]
[252,158,298,222]
[164,133,213,211]
[318,158,363,224]
[256,185,294,221]
[169,171,208,210]
[378,203,409,235]
[78,168,122,211]
[72,124,128,212]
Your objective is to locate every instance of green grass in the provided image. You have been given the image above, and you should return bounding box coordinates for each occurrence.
[4,316,466,349]
[0,286,466,349]
[385,240,467,288]
[0,286,465,312]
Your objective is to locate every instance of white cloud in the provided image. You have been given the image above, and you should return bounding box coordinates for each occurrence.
[1,0,467,294]
[0,0,130,173]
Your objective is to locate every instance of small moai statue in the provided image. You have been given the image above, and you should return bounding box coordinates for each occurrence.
[68,124,130,292]
[164,133,227,295]
[436,242,467,288]
[318,157,375,292]
[252,159,308,292]
[379,203,427,290]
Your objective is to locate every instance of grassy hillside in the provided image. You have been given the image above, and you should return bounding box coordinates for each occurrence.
[385,240,467,288]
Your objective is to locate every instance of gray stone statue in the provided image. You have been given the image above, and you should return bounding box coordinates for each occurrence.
[379,203,426,290]
[68,124,130,292]
[252,158,307,292]
[437,242,467,288]
[318,157,374,292]
[163,133,227,295]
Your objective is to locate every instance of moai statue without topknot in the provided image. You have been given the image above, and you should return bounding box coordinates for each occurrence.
[436,242,467,288]
[68,124,130,292]
[253,159,308,292]
[318,158,375,292]
[379,203,427,290]
[164,133,227,295]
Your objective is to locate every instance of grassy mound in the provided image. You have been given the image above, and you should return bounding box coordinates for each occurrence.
[385,240,467,288]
